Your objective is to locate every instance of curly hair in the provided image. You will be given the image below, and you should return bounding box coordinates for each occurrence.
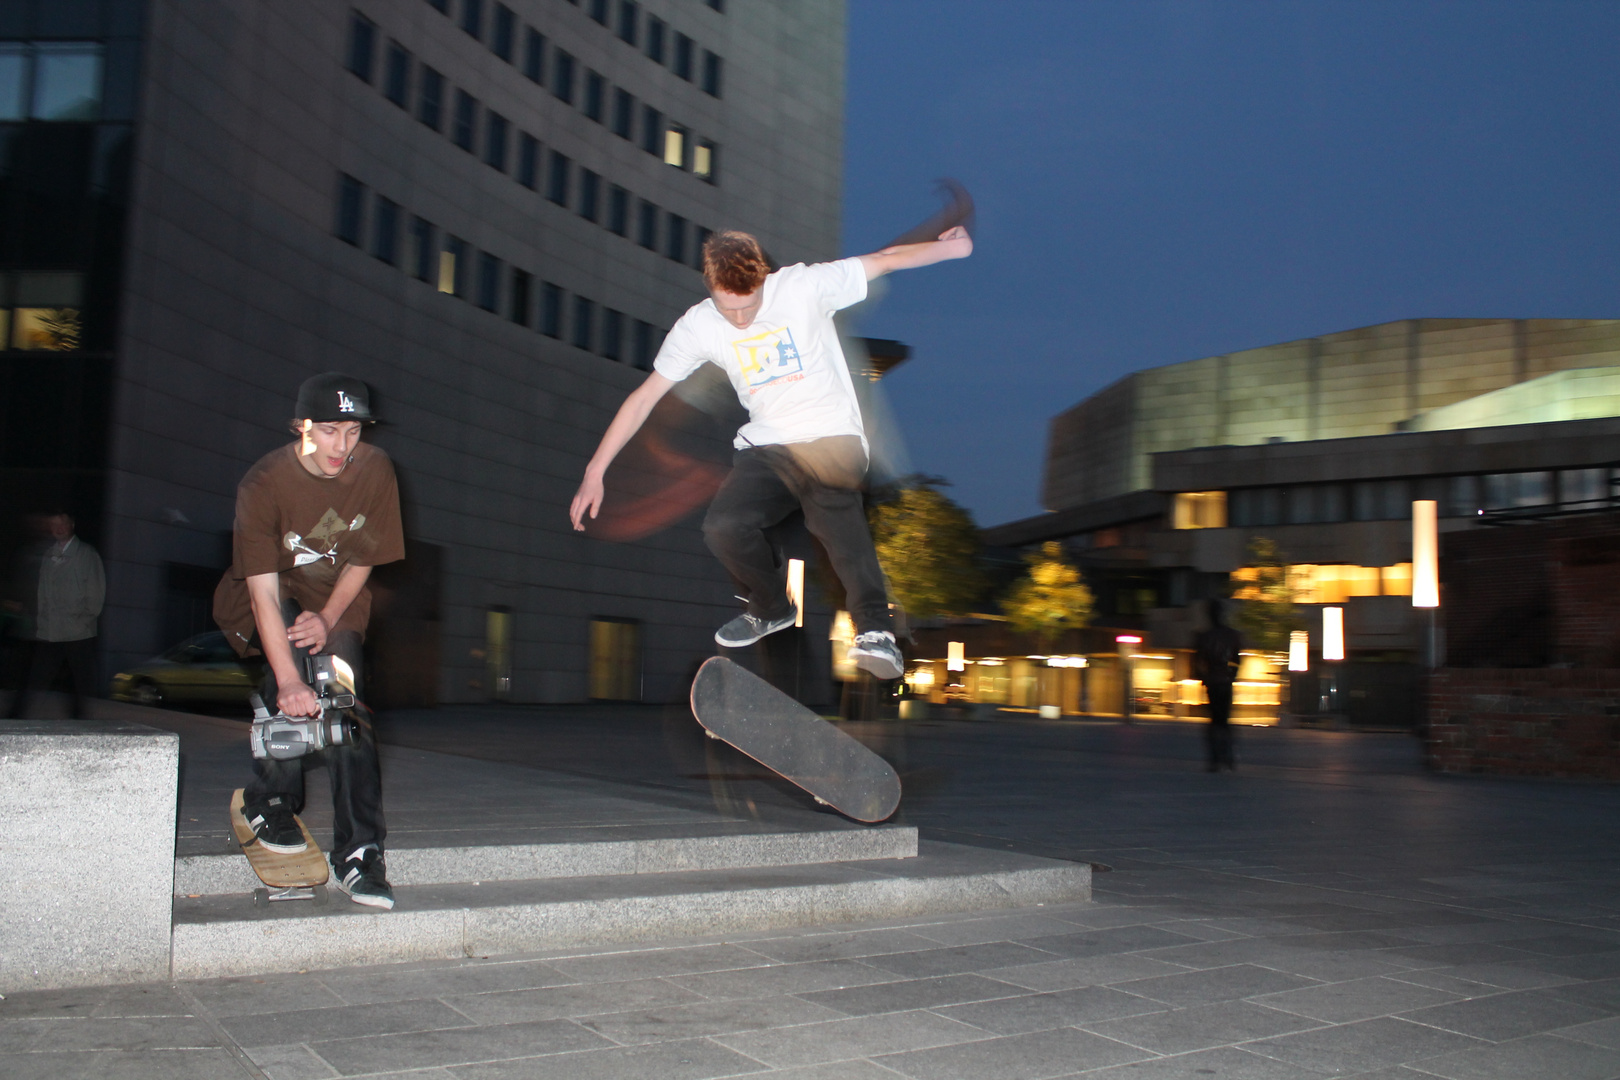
[702,230,771,295]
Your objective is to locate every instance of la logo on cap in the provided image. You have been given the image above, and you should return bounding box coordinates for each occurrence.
[338,391,356,413]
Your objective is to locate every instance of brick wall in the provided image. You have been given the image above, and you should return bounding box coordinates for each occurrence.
[1427,668,1620,778]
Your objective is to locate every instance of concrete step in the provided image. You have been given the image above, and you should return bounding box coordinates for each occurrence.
[170,841,1091,979]
[175,824,920,896]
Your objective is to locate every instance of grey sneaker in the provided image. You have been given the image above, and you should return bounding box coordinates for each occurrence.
[848,630,904,680]
[333,846,395,910]
[242,795,307,855]
[715,611,796,648]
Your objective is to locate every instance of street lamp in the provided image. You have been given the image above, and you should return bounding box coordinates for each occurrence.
[1412,499,1439,669]
[1321,607,1343,716]
[1116,634,1142,723]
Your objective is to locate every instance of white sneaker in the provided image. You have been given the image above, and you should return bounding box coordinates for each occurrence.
[848,630,904,680]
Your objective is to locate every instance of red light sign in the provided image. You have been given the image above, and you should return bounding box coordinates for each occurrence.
[1115,634,1142,644]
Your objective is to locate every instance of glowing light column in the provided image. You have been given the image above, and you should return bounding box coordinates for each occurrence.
[1413,499,1440,668]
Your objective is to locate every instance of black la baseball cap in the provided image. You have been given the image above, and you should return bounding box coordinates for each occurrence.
[294,372,377,423]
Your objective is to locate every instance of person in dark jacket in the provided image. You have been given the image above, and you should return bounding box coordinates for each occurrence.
[1192,599,1243,772]
[4,510,104,719]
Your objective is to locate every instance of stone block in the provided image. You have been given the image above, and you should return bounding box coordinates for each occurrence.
[0,721,179,990]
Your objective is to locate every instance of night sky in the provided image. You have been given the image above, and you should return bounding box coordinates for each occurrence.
[839,1,1620,528]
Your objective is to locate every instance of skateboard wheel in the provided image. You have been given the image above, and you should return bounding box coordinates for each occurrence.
[312,885,330,906]
[252,888,270,909]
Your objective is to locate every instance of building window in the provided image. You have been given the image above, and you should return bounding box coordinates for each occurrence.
[1484,471,1553,510]
[611,88,634,139]
[1560,468,1612,510]
[644,16,666,63]
[632,320,656,370]
[706,0,724,10]
[484,110,509,170]
[701,49,722,97]
[637,200,658,249]
[1172,491,1226,529]
[673,33,693,80]
[540,282,563,337]
[417,64,444,129]
[346,11,377,83]
[572,296,594,350]
[607,185,629,236]
[441,235,467,296]
[383,41,410,106]
[578,169,600,222]
[666,213,686,263]
[452,90,477,151]
[523,28,545,83]
[491,3,516,61]
[461,0,484,39]
[618,0,639,44]
[602,308,624,361]
[640,105,662,154]
[553,49,575,103]
[426,0,448,12]
[546,150,571,206]
[372,194,399,264]
[476,251,501,311]
[517,132,539,189]
[0,43,104,122]
[589,0,609,25]
[510,268,532,326]
[694,138,717,181]
[485,607,512,700]
[583,70,605,121]
[588,617,640,700]
[9,274,84,350]
[410,216,435,281]
[335,174,365,245]
[663,126,686,168]
[692,226,710,269]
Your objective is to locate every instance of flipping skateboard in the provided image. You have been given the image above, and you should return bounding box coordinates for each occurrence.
[229,788,331,908]
[689,656,901,822]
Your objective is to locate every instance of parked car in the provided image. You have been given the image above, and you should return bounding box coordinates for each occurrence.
[111,631,263,709]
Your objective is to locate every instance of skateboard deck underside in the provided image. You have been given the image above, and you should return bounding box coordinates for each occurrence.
[230,788,329,888]
[690,656,900,822]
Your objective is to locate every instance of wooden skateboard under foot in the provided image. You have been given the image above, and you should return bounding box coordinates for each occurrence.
[690,656,901,823]
[230,788,330,908]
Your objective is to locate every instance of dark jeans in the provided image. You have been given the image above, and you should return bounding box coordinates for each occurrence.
[5,636,96,719]
[245,600,385,858]
[1204,678,1235,769]
[702,439,890,635]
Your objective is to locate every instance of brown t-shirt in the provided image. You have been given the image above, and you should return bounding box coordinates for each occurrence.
[214,441,405,656]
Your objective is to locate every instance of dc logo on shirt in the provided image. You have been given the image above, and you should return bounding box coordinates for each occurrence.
[732,327,804,392]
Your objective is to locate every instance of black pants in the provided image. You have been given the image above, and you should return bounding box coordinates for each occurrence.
[245,600,385,858]
[702,439,890,635]
[5,636,96,719]
[1204,679,1235,769]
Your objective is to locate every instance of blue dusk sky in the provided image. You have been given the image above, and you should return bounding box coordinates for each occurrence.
[840,1,1620,528]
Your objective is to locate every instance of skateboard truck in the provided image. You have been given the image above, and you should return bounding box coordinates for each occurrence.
[249,654,362,760]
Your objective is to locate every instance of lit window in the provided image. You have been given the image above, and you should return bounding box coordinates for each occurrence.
[694,139,716,180]
[440,236,467,295]
[11,275,84,350]
[1172,491,1226,529]
[589,618,641,700]
[663,127,685,168]
[1382,563,1413,596]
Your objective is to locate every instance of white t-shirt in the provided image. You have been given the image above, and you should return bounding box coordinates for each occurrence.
[654,258,869,451]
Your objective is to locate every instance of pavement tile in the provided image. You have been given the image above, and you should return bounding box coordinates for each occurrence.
[669,958,898,1000]
[1082,1000,1322,1056]
[912,914,1098,946]
[546,944,773,983]
[1140,938,1414,982]
[184,975,348,1016]
[1383,943,1544,969]
[934,986,1169,1035]
[0,983,192,1019]
[1264,931,1425,952]
[762,1062,923,1080]
[0,1048,251,1079]
[798,974,1027,1017]
[986,955,1192,993]
[1246,1016,1487,1074]
[449,1036,767,1080]
[306,1017,613,1073]
[874,1025,1151,1080]
[714,1009,988,1068]
[1558,1015,1620,1050]
[1397,987,1614,1041]
[1071,1045,1327,1078]
[733,929,947,964]
[1021,927,1206,960]
[1519,952,1620,981]
[442,976,708,1025]
[242,1042,339,1079]
[315,959,574,1003]
[218,999,475,1048]
[1498,934,1620,958]
[573,994,847,1045]
[1409,1032,1620,1080]
[1549,977,1620,1013]
[1113,965,1320,1007]
[863,942,1072,979]
[1427,961,1577,991]
[1254,976,1467,1024]
[0,1015,220,1053]
[1382,970,1509,996]
[1281,910,1492,934]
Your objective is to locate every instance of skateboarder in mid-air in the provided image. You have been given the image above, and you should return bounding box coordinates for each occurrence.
[214,373,405,908]
[570,225,973,679]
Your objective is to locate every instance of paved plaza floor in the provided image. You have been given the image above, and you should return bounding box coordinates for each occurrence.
[5,701,1620,1078]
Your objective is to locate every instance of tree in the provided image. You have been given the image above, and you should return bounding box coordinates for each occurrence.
[1231,536,1299,651]
[870,479,986,620]
[1001,541,1094,648]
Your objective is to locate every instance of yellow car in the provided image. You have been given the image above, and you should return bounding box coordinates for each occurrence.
[111,631,264,709]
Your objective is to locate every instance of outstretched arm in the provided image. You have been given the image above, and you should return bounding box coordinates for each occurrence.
[569,370,677,530]
[858,225,973,282]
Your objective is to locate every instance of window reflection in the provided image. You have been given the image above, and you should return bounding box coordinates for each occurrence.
[33,44,102,121]
[0,44,24,120]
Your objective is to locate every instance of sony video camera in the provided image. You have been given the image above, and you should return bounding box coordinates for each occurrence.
[249,653,363,760]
